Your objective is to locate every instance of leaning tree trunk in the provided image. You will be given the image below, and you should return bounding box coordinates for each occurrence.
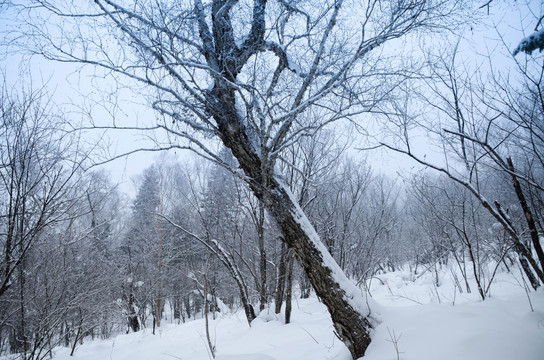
[263,176,374,358]
[193,1,375,356]
[507,157,544,278]
[210,87,374,359]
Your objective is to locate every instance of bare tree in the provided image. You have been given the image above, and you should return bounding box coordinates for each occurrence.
[408,173,508,299]
[13,0,470,356]
[0,82,86,300]
[160,157,259,325]
[0,81,116,359]
[379,32,544,289]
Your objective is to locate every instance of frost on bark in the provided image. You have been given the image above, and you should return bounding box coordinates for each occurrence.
[207,64,374,357]
[204,76,374,355]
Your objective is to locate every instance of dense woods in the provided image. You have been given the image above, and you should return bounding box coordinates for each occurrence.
[1,117,542,358]
[0,0,543,359]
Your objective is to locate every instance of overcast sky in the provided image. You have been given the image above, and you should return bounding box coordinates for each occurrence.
[0,0,541,196]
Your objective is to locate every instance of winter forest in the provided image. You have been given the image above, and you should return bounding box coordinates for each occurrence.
[0,0,543,359]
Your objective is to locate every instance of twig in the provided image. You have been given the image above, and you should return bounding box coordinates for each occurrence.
[297,326,319,344]
[162,353,183,359]
[386,327,404,360]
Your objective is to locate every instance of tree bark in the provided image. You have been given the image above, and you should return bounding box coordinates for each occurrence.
[211,71,374,360]
[127,292,140,333]
[198,0,375,356]
[173,295,181,322]
[265,179,373,358]
[274,242,288,314]
[507,157,544,276]
[285,253,294,325]
[258,202,267,312]
[300,273,312,299]
[520,257,540,290]
[203,273,215,359]
[216,108,373,354]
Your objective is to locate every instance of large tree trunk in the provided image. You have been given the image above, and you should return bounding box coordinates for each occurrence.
[507,157,544,278]
[263,178,374,358]
[209,83,375,360]
[215,113,371,358]
[193,0,375,354]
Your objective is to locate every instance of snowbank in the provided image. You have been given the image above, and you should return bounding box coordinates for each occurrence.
[37,267,544,360]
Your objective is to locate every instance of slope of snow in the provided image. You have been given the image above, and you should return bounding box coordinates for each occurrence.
[36,266,544,360]
[365,291,544,360]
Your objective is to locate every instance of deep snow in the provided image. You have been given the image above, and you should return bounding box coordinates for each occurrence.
[39,267,544,360]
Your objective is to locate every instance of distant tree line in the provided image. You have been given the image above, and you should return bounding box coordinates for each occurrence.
[1,78,542,359]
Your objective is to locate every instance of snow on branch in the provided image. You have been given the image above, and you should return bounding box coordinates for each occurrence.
[513,29,544,56]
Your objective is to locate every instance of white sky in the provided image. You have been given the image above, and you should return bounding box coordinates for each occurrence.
[0,0,541,196]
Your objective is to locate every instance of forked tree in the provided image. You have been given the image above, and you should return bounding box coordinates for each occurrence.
[15,0,468,357]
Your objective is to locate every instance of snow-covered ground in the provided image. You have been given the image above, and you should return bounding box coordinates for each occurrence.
[46,266,544,360]
[365,271,544,360]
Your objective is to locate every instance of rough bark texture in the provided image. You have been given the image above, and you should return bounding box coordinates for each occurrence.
[285,253,294,325]
[207,51,373,360]
[198,0,374,357]
[507,157,544,277]
[213,101,373,354]
[520,257,540,290]
[199,42,373,358]
[266,179,373,357]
